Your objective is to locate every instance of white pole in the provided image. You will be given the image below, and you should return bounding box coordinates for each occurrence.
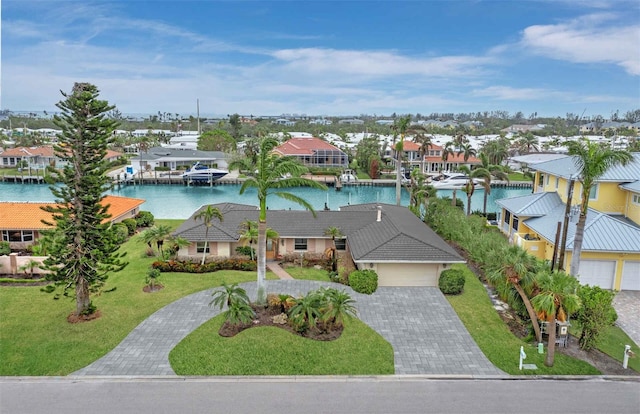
[623,345,631,369]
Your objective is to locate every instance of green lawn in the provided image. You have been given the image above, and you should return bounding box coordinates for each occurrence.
[570,322,640,372]
[507,172,533,182]
[446,265,600,375]
[282,265,331,281]
[0,220,274,376]
[170,313,394,375]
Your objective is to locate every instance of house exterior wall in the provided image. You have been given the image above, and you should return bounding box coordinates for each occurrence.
[625,192,640,225]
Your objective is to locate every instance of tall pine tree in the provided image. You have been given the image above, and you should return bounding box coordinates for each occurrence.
[42,83,127,318]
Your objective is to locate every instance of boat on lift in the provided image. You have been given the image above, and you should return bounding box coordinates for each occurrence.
[430,172,484,190]
[339,169,358,184]
[182,162,228,183]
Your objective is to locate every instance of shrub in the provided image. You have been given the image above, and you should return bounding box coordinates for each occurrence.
[135,211,155,227]
[348,269,378,294]
[154,166,170,171]
[438,268,466,295]
[0,241,10,255]
[112,223,129,244]
[235,245,255,258]
[576,285,618,351]
[122,218,137,235]
[145,267,161,289]
[151,257,257,273]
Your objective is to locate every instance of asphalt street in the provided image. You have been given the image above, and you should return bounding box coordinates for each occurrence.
[1,377,639,414]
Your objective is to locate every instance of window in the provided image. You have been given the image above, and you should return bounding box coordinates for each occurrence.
[589,184,599,200]
[1,230,8,241]
[22,231,34,242]
[633,194,640,205]
[334,238,346,251]
[196,242,209,254]
[555,177,559,190]
[512,215,519,231]
[294,238,307,250]
[504,210,511,225]
[546,175,550,186]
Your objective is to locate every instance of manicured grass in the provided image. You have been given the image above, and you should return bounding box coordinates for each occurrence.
[507,172,533,182]
[170,314,394,375]
[0,219,275,376]
[446,265,600,375]
[282,265,331,281]
[570,322,640,372]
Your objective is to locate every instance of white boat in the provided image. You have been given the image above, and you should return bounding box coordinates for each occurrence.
[339,169,358,184]
[122,166,137,182]
[430,172,484,190]
[182,162,228,183]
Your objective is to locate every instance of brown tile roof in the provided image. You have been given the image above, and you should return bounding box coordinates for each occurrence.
[0,195,145,230]
[273,137,341,156]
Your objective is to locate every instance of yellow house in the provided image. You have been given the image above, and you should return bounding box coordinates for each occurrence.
[496,153,640,291]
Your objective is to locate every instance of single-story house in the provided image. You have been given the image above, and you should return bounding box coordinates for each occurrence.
[0,195,145,250]
[0,146,123,169]
[130,147,229,172]
[173,202,465,287]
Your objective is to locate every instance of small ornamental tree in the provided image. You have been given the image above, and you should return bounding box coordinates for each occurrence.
[41,83,127,318]
[576,285,618,351]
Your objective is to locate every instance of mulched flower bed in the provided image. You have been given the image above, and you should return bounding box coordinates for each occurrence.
[218,304,344,341]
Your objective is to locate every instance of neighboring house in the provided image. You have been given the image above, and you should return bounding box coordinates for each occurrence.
[273,137,349,169]
[173,203,465,287]
[495,153,640,291]
[337,119,365,125]
[130,146,229,172]
[0,146,58,168]
[0,195,145,250]
[501,124,544,133]
[0,146,122,169]
[423,143,481,175]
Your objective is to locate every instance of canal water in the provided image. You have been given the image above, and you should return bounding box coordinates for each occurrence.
[0,182,531,219]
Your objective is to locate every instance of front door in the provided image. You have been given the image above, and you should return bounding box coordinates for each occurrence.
[266,239,277,260]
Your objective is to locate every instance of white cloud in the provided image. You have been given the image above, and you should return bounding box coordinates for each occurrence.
[521,13,640,75]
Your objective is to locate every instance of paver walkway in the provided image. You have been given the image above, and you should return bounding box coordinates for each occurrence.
[73,280,503,377]
[613,291,640,346]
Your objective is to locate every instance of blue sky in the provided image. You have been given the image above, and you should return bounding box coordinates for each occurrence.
[2,0,639,118]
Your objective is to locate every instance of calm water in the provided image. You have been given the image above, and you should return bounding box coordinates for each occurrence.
[0,182,531,219]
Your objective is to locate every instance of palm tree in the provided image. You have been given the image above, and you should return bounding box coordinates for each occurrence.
[515,132,540,154]
[565,140,632,277]
[407,168,436,218]
[457,142,477,163]
[408,125,433,175]
[209,282,251,310]
[228,136,327,304]
[487,245,542,343]
[320,287,357,328]
[139,224,172,257]
[478,153,509,215]
[391,115,411,205]
[194,205,224,265]
[324,226,343,272]
[531,270,581,367]
[458,165,490,215]
[441,141,455,173]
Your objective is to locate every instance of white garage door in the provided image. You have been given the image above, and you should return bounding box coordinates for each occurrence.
[621,261,640,291]
[375,263,439,287]
[579,260,616,289]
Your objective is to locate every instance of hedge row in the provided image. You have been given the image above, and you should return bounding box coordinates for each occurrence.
[151,257,257,273]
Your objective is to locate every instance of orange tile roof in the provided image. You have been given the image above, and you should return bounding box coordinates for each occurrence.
[105,150,123,160]
[1,146,55,157]
[274,137,342,156]
[0,195,145,230]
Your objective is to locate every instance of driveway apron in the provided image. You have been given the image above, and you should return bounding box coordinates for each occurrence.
[73,280,503,376]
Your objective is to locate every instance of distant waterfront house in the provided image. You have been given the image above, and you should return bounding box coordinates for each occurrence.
[0,146,122,169]
[173,203,465,286]
[129,146,229,172]
[273,137,349,169]
[0,195,145,250]
[423,143,481,175]
[0,146,57,168]
[338,118,365,125]
[495,153,640,291]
